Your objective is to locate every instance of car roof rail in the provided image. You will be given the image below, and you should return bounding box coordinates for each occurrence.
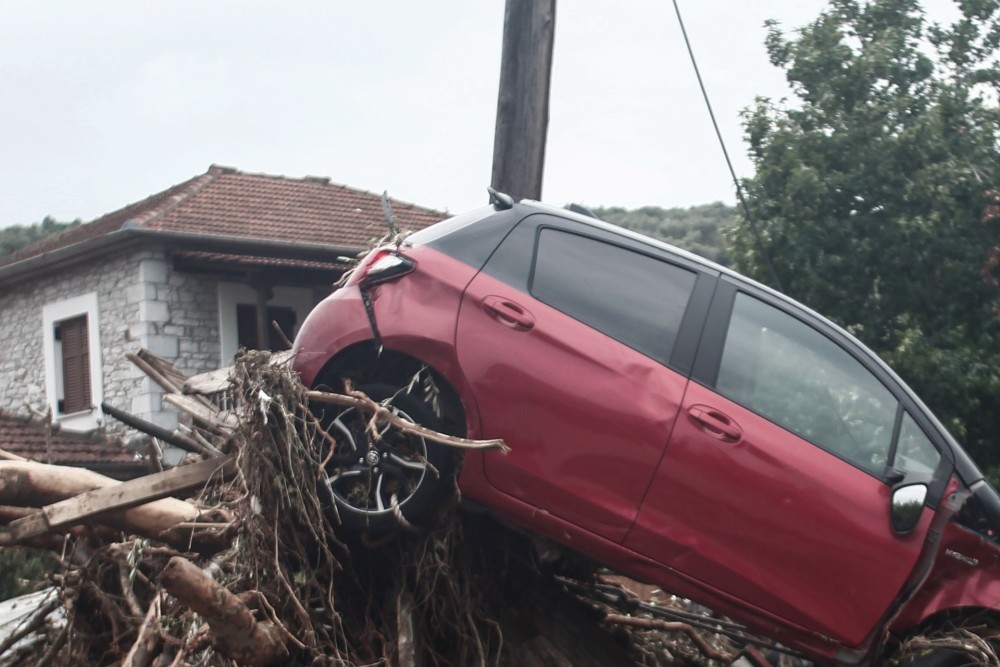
[566,203,599,219]
[487,186,515,211]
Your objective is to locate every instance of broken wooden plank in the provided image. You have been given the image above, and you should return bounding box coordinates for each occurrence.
[163,394,239,431]
[101,401,221,457]
[127,351,183,394]
[183,366,234,396]
[1,455,235,544]
[128,349,218,412]
[184,350,294,397]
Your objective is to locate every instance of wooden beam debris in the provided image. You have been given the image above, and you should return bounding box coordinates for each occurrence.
[162,394,239,433]
[100,401,223,457]
[0,455,235,545]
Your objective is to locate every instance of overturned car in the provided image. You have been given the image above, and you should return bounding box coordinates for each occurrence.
[293,193,1000,666]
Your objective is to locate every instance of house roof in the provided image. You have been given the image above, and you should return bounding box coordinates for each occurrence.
[0,165,446,273]
[0,410,139,469]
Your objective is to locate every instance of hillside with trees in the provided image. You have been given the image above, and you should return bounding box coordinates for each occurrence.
[594,202,735,265]
[0,216,80,259]
[2,206,736,264]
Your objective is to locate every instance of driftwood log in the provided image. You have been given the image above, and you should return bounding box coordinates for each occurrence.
[160,556,289,666]
[0,458,234,552]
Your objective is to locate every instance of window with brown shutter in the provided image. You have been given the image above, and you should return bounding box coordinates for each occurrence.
[57,315,91,414]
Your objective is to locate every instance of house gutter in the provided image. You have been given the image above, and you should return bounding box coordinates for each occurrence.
[0,226,366,288]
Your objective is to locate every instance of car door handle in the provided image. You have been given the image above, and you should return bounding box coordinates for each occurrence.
[687,405,742,442]
[482,295,535,330]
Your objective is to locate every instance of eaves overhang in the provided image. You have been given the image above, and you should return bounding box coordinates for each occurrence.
[0,227,366,288]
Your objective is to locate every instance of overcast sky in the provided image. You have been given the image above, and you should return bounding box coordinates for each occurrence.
[0,1,960,227]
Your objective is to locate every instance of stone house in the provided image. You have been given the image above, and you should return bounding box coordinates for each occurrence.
[0,165,443,452]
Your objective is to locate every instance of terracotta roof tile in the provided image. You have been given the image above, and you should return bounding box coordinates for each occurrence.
[1,166,446,269]
[0,174,211,268]
[0,411,138,467]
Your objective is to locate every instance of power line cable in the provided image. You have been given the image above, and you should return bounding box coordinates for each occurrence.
[670,0,784,292]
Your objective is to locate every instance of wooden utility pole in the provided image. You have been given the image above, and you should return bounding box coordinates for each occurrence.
[491,0,556,202]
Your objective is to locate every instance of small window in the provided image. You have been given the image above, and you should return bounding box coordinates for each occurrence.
[42,292,102,429]
[57,315,92,414]
[236,304,297,352]
[893,412,941,475]
[531,229,697,362]
[717,294,898,474]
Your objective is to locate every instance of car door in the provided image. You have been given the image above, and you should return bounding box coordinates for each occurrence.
[455,214,714,542]
[624,279,948,647]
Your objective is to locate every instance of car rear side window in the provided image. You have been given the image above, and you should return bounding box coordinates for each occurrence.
[717,293,898,474]
[531,228,697,363]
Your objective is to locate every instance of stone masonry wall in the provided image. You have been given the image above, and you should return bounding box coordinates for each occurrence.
[0,248,146,427]
[128,253,221,431]
[0,246,222,437]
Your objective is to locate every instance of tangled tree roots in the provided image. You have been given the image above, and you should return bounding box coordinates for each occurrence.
[1,351,649,666]
[891,621,1000,667]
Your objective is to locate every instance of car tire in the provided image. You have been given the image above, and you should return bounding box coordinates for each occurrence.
[314,383,455,532]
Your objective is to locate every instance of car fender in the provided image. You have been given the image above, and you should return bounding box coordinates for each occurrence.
[293,286,375,389]
[891,518,1000,634]
[293,252,487,443]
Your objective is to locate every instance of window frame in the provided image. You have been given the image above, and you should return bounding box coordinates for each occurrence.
[217,283,315,361]
[42,292,103,430]
[527,226,700,365]
[235,303,298,352]
[501,217,717,375]
[692,277,954,500]
[715,291,901,475]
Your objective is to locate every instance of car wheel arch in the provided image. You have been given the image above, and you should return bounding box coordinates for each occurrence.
[310,340,469,438]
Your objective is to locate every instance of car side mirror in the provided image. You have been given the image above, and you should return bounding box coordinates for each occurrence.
[891,483,928,535]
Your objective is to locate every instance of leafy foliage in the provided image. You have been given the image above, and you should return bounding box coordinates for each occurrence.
[594,202,735,265]
[0,216,80,259]
[731,0,1000,470]
[0,547,55,601]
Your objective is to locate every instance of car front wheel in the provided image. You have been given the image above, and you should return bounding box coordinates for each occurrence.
[316,383,455,532]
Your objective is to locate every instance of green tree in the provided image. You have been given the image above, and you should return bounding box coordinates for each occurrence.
[0,216,80,259]
[731,0,1000,469]
[595,202,735,265]
[0,547,54,601]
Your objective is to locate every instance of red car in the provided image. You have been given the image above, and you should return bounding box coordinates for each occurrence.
[293,193,1000,666]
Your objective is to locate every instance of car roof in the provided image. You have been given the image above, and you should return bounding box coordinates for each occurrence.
[519,199,785,301]
[511,199,977,476]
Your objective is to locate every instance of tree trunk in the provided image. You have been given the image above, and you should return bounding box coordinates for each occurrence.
[160,556,288,667]
[0,460,231,552]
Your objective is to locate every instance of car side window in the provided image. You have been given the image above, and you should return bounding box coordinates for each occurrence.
[716,293,898,474]
[893,412,941,475]
[531,228,697,363]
